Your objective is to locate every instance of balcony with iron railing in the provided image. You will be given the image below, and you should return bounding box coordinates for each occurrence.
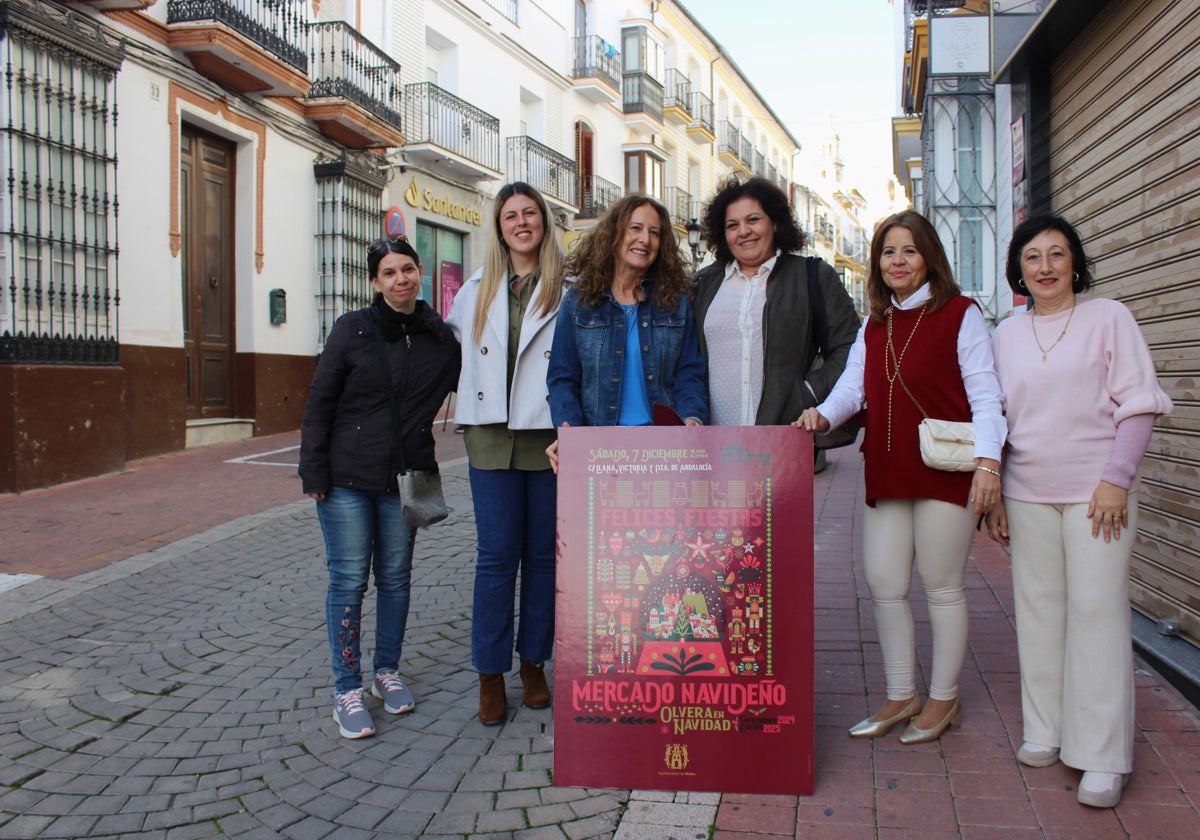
[403,82,501,180]
[304,20,404,148]
[166,0,311,97]
[571,35,622,103]
[622,71,664,126]
[663,68,692,124]
[717,121,750,173]
[687,90,715,141]
[577,174,623,219]
[62,0,156,8]
[665,186,692,230]
[506,137,578,211]
[738,135,754,170]
[482,0,518,23]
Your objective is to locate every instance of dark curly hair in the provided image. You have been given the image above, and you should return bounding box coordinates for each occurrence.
[563,195,689,310]
[1004,214,1094,297]
[700,176,805,264]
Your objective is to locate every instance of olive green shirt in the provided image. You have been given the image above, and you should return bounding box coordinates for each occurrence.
[463,271,557,470]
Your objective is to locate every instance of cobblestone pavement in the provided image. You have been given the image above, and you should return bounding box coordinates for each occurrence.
[0,462,634,839]
[3,441,1199,839]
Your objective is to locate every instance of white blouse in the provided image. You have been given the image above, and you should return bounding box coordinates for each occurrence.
[705,252,779,425]
[816,283,1006,462]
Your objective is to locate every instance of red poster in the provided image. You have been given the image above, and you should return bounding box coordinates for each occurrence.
[553,426,815,795]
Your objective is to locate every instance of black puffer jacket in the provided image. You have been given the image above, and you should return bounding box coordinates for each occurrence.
[299,298,461,495]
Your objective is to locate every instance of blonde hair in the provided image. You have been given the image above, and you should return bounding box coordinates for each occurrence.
[472,182,565,344]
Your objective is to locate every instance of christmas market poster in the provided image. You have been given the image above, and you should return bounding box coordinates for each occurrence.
[553,426,815,795]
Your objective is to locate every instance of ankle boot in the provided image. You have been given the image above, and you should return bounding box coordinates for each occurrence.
[478,673,506,726]
[520,659,551,709]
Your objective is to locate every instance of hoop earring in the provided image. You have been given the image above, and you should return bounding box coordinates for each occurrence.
[1073,272,1079,283]
[1017,278,1027,292]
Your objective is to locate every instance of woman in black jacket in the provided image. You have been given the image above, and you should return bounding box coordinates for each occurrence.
[692,177,860,468]
[299,236,460,739]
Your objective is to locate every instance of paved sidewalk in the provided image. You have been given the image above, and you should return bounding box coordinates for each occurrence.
[1,439,1198,838]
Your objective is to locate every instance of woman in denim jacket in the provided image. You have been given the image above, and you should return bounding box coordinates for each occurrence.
[546,196,708,469]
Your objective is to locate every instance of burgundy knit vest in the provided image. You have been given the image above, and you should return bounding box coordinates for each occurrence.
[861,295,974,508]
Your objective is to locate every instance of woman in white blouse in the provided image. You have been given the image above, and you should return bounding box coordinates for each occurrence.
[691,177,859,465]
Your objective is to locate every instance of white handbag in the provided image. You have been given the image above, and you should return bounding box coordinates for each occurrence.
[917,418,976,472]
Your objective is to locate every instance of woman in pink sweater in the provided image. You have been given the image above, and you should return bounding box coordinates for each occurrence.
[986,215,1173,809]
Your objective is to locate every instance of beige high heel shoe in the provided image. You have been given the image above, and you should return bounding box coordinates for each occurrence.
[848,695,922,738]
[898,698,961,744]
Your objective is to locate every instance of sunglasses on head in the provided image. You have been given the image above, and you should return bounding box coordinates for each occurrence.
[367,235,410,255]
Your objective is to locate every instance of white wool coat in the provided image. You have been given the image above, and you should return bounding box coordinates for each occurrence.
[445,267,558,430]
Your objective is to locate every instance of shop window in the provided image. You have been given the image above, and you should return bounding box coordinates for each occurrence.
[415,222,465,315]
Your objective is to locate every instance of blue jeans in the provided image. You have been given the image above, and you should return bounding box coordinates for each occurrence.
[317,487,416,695]
[469,466,557,674]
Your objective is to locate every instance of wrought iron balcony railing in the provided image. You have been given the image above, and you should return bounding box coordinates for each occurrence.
[404,82,501,174]
[754,150,766,177]
[577,174,622,219]
[483,0,518,23]
[718,121,744,164]
[664,68,692,117]
[689,90,714,136]
[307,20,402,129]
[740,136,755,169]
[622,71,663,122]
[665,186,692,228]
[506,136,578,208]
[572,35,621,92]
[167,0,310,73]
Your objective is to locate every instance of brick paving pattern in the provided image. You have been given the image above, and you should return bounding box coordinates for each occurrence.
[1,435,1198,839]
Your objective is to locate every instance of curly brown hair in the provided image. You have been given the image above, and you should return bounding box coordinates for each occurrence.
[700,176,805,264]
[563,195,690,309]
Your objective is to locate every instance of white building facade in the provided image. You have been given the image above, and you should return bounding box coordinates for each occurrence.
[0,0,799,491]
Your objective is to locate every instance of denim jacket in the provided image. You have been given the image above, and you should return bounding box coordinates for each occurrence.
[547,280,709,427]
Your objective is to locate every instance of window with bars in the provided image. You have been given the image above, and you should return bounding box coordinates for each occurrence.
[0,5,123,365]
[313,153,387,351]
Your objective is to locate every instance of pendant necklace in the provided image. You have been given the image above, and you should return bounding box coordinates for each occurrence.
[1031,299,1076,362]
[884,305,926,451]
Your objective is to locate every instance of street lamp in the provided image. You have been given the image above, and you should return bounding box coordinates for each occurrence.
[685,218,702,264]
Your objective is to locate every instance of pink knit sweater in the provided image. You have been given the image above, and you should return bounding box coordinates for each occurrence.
[992,297,1173,504]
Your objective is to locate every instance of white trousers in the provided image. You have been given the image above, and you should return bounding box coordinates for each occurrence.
[862,498,977,702]
[1006,496,1137,774]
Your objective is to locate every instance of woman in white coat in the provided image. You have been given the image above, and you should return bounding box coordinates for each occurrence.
[445,182,564,726]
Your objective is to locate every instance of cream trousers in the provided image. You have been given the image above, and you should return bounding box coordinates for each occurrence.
[862,498,977,702]
[1006,496,1137,774]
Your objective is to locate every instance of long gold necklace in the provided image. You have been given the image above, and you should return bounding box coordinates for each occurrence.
[1030,299,1076,362]
[884,305,926,452]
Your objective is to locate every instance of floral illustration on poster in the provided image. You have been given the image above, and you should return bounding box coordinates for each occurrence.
[554,427,814,795]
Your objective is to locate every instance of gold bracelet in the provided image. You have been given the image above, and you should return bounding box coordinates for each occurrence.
[975,465,1001,478]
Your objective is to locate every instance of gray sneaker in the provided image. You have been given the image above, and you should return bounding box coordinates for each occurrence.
[332,689,375,739]
[371,670,416,714]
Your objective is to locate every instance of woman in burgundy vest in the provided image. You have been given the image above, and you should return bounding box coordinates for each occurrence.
[796,211,1005,743]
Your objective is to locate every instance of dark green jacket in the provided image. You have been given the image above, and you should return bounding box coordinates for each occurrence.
[691,253,860,425]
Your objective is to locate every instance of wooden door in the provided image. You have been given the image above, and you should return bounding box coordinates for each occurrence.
[180,125,236,417]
